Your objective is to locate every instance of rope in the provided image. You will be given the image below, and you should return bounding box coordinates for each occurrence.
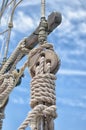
[41,0,45,18]
[0,61,28,106]
[9,53,23,73]
[0,74,14,101]
[0,0,11,18]
[0,73,13,130]
[0,0,23,63]
[28,42,53,68]
[0,37,28,74]
[3,0,22,61]
[0,109,4,130]
[18,44,57,130]
[13,61,28,87]
[0,0,6,20]
[0,45,20,74]
[0,29,9,35]
[9,37,30,73]
[0,0,21,21]
[7,0,15,7]
[18,105,56,130]
[0,60,28,129]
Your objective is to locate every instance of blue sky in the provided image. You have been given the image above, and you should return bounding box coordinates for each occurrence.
[0,0,86,130]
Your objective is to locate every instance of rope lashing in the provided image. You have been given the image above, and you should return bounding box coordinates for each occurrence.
[8,22,13,28]
[18,43,60,130]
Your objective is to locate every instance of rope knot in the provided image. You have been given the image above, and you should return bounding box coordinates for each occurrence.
[18,104,57,130]
[8,22,13,28]
[0,73,14,103]
[19,38,30,54]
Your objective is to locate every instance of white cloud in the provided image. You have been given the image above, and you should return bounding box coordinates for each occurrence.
[58,69,86,76]
[78,22,86,34]
[19,0,40,7]
[57,9,86,38]
[11,97,28,105]
[13,11,35,33]
[57,15,73,36]
[67,49,84,56]
[67,9,86,20]
[57,97,86,108]
[52,1,86,67]
[51,0,86,43]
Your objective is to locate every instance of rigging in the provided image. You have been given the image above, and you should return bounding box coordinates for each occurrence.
[0,0,23,65]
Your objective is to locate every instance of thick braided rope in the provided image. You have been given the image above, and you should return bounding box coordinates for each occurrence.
[0,74,13,101]
[0,61,28,130]
[0,46,20,74]
[18,76,56,130]
[0,76,13,130]
[30,73,56,108]
[0,76,14,105]
[0,61,28,99]
[18,104,56,130]
[0,75,14,101]
[0,110,4,130]
[0,38,28,74]
[0,78,7,93]
[30,57,56,130]
[0,61,28,105]
[9,53,23,72]
[13,61,28,86]
[18,44,57,130]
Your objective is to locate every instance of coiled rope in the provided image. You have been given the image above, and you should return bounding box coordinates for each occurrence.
[18,43,57,130]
